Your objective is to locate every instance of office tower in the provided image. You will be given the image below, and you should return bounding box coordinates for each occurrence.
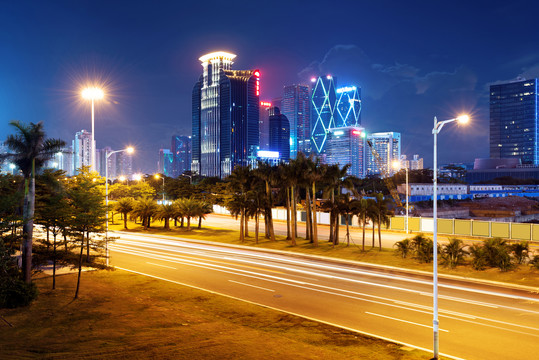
[311,75,337,154]
[117,151,133,178]
[192,52,260,178]
[72,129,93,174]
[158,149,174,176]
[326,126,366,178]
[366,132,401,176]
[490,78,539,164]
[281,84,311,158]
[259,101,272,151]
[335,86,361,127]
[171,135,191,177]
[268,107,290,162]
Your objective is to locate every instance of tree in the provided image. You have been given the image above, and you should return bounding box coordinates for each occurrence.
[68,167,106,299]
[1,121,65,283]
[133,197,158,229]
[107,183,130,200]
[156,203,176,230]
[226,193,248,242]
[440,238,467,268]
[510,241,529,264]
[353,198,369,251]
[253,162,277,242]
[177,198,199,231]
[197,201,213,229]
[373,193,391,251]
[130,182,157,199]
[394,239,413,258]
[227,166,253,241]
[114,198,135,229]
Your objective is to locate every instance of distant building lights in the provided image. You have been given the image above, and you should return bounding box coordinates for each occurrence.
[336,86,357,94]
[326,75,332,80]
[254,70,260,77]
[361,132,366,138]
[311,77,317,82]
[334,130,344,136]
[257,150,280,158]
[260,101,272,107]
[352,130,361,135]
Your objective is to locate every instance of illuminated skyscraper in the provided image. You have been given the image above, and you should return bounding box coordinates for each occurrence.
[326,126,365,178]
[171,135,191,177]
[335,86,361,127]
[268,107,290,162]
[311,75,337,154]
[158,149,174,176]
[490,78,539,164]
[259,101,272,150]
[72,129,92,174]
[281,84,311,158]
[192,52,260,178]
[366,132,401,176]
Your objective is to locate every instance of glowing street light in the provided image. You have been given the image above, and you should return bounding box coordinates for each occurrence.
[104,146,134,266]
[133,173,142,182]
[431,114,469,359]
[81,86,104,172]
[392,160,409,234]
[154,174,165,203]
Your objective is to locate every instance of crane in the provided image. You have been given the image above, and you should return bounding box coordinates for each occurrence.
[366,139,404,209]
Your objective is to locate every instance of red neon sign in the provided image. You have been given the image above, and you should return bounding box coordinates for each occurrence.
[260,101,272,107]
[352,130,361,135]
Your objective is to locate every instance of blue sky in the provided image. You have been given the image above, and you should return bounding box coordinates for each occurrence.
[1,0,538,172]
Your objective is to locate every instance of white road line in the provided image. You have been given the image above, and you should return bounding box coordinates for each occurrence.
[365,312,449,332]
[228,280,275,292]
[146,262,177,269]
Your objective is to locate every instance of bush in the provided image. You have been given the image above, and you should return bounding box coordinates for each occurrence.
[470,238,513,272]
[510,241,529,264]
[0,278,38,308]
[469,243,487,270]
[394,239,413,258]
[441,238,467,268]
[411,235,434,264]
[530,253,539,270]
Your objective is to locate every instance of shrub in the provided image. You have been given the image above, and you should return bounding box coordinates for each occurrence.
[441,238,467,268]
[394,239,413,258]
[0,238,38,308]
[469,243,487,270]
[483,238,513,271]
[530,254,539,270]
[510,241,529,264]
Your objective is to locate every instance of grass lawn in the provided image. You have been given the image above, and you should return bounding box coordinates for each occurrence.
[0,270,431,360]
[109,218,539,289]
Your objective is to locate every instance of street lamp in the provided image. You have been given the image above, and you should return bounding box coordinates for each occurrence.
[82,87,104,172]
[105,146,134,266]
[392,160,409,234]
[180,173,193,184]
[431,114,468,359]
[133,173,142,182]
[154,174,165,203]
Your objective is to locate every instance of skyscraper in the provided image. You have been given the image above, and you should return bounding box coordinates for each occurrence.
[72,129,92,174]
[259,101,272,151]
[158,149,174,176]
[311,75,337,154]
[326,126,365,178]
[192,52,260,178]
[171,135,191,177]
[490,78,539,164]
[281,84,311,158]
[335,86,361,127]
[268,107,290,162]
[366,132,401,176]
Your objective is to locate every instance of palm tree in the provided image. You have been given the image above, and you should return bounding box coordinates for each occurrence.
[337,193,360,246]
[114,197,135,229]
[441,238,467,268]
[353,197,369,251]
[306,158,325,247]
[156,203,176,230]
[226,193,248,242]
[197,201,213,229]
[227,166,254,238]
[177,198,199,231]
[322,164,353,245]
[373,193,391,251]
[1,121,65,283]
[133,197,158,229]
[366,198,378,248]
[253,161,276,241]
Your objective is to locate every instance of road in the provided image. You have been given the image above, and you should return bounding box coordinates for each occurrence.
[109,231,539,360]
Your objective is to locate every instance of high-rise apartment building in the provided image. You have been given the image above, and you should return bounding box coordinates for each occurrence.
[410,154,423,170]
[326,126,365,178]
[192,52,260,178]
[171,135,191,177]
[268,107,290,162]
[259,101,272,151]
[281,84,311,158]
[335,86,361,127]
[366,132,401,176]
[72,129,93,174]
[311,75,337,154]
[490,78,539,164]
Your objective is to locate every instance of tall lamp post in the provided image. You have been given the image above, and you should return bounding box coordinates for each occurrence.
[392,160,409,234]
[82,87,104,172]
[105,146,134,266]
[431,114,469,359]
[155,174,165,203]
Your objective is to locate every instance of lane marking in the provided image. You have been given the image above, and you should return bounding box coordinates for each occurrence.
[229,280,275,292]
[147,262,176,269]
[114,266,466,360]
[365,312,449,332]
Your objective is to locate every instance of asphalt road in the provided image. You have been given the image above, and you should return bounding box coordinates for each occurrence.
[109,231,539,360]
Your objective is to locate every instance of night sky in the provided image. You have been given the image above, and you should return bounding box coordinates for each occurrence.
[1,0,538,173]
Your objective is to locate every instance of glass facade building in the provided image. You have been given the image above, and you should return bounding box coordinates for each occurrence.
[311,75,337,154]
[490,78,539,164]
[192,52,260,178]
[281,84,310,158]
[171,135,191,177]
[268,107,290,162]
[259,101,271,150]
[326,127,365,178]
[335,86,361,127]
[366,132,401,176]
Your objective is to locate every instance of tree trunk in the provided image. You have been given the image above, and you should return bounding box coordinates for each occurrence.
[86,231,90,263]
[255,211,259,244]
[52,232,57,290]
[123,212,128,229]
[244,212,249,238]
[46,228,50,251]
[334,212,340,246]
[371,220,375,248]
[362,214,366,251]
[64,232,68,253]
[293,187,298,239]
[164,217,169,229]
[286,187,291,240]
[312,182,318,247]
[74,233,84,299]
[22,170,35,284]
[198,216,202,229]
[239,210,244,243]
[290,186,296,246]
[378,215,382,251]
[328,191,334,245]
[305,188,312,242]
[187,216,191,231]
[265,180,275,241]
[346,214,350,246]
[181,217,184,228]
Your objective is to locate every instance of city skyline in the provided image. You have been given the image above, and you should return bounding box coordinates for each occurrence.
[1,1,538,172]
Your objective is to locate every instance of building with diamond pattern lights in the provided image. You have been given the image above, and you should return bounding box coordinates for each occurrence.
[335,86,361,127]
[311,75,337,154]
